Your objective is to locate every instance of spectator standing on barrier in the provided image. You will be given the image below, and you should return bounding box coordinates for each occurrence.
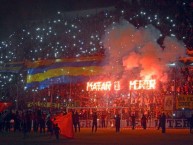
[92,112,97,132]
[161,113,166,133]
[131,114,136,130]
[141,114,147,130]
[115,114,121,132]
[189,114,193,134]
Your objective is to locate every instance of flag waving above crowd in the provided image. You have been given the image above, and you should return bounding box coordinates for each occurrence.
[53,112,74,139]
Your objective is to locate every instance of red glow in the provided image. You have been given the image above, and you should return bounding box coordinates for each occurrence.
[87,81,112,91]
[86,80,156,91]
[129,79,156,90]
[114,81,120,91]
[87,81,121,91]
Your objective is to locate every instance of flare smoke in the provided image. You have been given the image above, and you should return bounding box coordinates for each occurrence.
[102,19,186,81]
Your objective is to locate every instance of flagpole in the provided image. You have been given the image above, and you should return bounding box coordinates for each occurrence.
[16,84,18,110]
[173,66,177,117]
[33,88,35,111]
[70,81,71,99]
[50,83,53,113]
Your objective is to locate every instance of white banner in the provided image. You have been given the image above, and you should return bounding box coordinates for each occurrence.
[78,119,190,128]
[164,95,173,111]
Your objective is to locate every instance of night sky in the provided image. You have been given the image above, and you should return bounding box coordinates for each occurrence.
[0,0,118,40]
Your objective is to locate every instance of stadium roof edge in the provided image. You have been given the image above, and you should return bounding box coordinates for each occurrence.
[62,6,116,18]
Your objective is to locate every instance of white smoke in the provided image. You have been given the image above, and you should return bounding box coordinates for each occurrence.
[102,19,186,81]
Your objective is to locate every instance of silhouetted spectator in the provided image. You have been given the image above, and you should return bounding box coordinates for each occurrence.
[131,114,136,130]
[101,113,106,128]
[13,111,21,132]
[54,123,60,140]
[74,111,80,132]
[189,114,193,134]
[115,114,121,132]
[161,113,166,133]
[39,116,46,134]
[141,114,147,130]
[46,117,54,137]
[157,114,162,130]
[92,112,97,132]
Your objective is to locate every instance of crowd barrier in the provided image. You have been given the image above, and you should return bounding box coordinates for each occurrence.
[78,119,190,128]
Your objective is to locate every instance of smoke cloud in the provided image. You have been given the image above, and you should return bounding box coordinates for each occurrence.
[102,19,186,81]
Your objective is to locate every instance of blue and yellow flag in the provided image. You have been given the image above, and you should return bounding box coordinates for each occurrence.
[26,56,122,89]
[0,62,24,73]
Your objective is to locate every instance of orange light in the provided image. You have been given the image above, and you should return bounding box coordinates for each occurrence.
[129,79,156,90]
[87,81,112,91]
[114,81,120,91]
[86,81,121,91]
[86,80,155,91]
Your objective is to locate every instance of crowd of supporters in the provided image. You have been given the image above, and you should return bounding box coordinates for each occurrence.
[1,0,193,62]
[0,65,193,121]
[0,107,192,134]
[0,109,62,138]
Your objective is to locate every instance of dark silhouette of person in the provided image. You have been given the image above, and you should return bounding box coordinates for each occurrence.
[74,111,80,132]
[22,118,28,139]
[0,113,2,132]
[46,117,54,137]
[189,114,193,134]
[25,111,32,133]
[33,117,38,133]
[101,113,106,128]
[141,114,147,130]
[161,113,166,133]
[4,110,12,132]
[36,109,42,132]
[13,111,21,132]
[157,114,162,130]
[92,112,97,132]
[72,111,76,132]
[131,114,136,130]
[115,114,121,132]
[54,123,60,140]
[39,116,45,134]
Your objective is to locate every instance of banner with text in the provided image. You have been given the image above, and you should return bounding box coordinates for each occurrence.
[27,101,80,109]
[176,95,193,109]
[79,119,190,128]
[164,95,173,111]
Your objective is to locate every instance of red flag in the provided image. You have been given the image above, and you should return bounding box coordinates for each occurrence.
[53,112,74,139]
[0,102,12,112]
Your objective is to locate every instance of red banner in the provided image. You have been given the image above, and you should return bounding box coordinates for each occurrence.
[0,102,12,112]
[53,112,74,139]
